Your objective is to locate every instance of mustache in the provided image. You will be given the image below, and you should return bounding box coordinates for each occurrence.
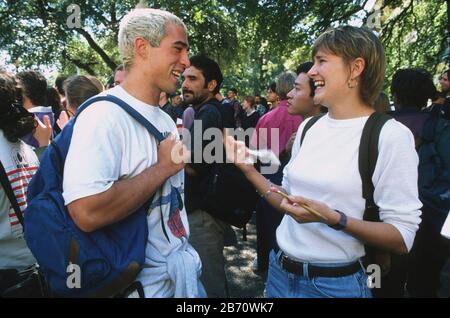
[182,90,194,95]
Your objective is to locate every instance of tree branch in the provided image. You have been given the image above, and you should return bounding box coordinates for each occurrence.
[381,0,414,45]
[63,50,97,75]
[74,27,117,71]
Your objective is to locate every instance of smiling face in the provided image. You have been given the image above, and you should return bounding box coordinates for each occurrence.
[287,73,315,116]
[144,24,190,94]
[308,50,352,108]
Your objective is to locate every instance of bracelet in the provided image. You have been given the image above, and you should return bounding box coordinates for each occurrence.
[259,183,272,199]
[262,189,271,199]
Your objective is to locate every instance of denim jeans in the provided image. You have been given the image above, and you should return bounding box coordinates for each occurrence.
[266,250,372,298]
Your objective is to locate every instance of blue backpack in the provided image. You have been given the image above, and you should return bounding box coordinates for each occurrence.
[25,95,165,297]
[417,116,450,230]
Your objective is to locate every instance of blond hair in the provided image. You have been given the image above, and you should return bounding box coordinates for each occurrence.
[312,26,386,106]
[118,8,186,69]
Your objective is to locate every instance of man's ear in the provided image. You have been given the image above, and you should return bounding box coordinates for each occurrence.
[134,37,149,60]
[207,79,218,93]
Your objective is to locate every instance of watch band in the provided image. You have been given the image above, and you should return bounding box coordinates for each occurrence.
[328,210,347,231]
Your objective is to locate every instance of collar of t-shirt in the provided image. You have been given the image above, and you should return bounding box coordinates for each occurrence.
[246,109,256,117]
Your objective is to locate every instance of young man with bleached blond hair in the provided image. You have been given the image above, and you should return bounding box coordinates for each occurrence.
[63,8,205,298]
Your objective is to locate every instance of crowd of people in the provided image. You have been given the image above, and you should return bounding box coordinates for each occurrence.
[0,7,449,298]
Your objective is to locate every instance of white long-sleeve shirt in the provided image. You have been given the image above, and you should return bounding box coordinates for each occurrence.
[278,114,422,263]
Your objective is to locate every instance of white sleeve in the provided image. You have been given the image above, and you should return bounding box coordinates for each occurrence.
[373,120,422,252]
[62,104,123,205]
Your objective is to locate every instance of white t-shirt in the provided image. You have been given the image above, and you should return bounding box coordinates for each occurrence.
[63,86,195,297]
[0,130,38,269]
[278,114,422,263]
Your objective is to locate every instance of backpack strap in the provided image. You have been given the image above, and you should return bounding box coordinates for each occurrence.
[75,94,170,241]
[359,112,392,222]
[299,114,325,146]
[76,95,165,142]
[0,160,24,227]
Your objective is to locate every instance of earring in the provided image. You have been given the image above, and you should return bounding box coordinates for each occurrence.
[348,78,357,89]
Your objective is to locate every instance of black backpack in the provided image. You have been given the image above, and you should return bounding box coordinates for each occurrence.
[199,101,258,228]
[300,112,408,298]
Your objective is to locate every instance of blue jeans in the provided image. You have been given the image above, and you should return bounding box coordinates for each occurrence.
[266,250,372,298]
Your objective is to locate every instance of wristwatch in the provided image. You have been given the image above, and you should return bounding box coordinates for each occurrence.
[328,210,347,231]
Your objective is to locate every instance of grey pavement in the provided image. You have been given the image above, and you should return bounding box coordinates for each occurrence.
[224,215,265,298]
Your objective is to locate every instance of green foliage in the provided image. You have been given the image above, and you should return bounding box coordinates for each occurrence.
[0,0,448,95]
[381,0,448,93]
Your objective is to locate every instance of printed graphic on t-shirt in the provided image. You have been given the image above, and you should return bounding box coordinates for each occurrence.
[160,131,187,239]
[5,148,38,238]
[167,186,186,238]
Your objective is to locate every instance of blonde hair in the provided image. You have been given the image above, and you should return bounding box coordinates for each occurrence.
[118,8,186,70]
[312,26,386,106]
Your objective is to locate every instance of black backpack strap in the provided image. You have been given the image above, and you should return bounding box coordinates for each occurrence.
[300,114,325,146]
[0,160,24,227]
[359,112,392,222]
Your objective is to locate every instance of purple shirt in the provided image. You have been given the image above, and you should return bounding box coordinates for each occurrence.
[251,100,303,157]
[182,106,195,130]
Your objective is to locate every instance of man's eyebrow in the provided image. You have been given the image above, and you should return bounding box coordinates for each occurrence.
[173,41,189,49]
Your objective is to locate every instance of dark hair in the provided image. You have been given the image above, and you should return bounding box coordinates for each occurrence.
[55,75,68,96]
[189,55,223,94]
[0,72,36,142]
[443,69,450,79]
[46,86,62,115]
[296,62,315,97]
[259,96,268,108]
[229,88,237,95]
[64,75,103,110]
[391,68,437,110]
[16,70,48,106]
[267,82,277,93]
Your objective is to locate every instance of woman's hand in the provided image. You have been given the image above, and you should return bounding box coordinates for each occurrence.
[224,134,256,175]
[280,195,339,225]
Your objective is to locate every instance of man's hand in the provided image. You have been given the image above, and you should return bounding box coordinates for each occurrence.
[57,110,70,130]
[33,115,52,147]
[156,134,190,178]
